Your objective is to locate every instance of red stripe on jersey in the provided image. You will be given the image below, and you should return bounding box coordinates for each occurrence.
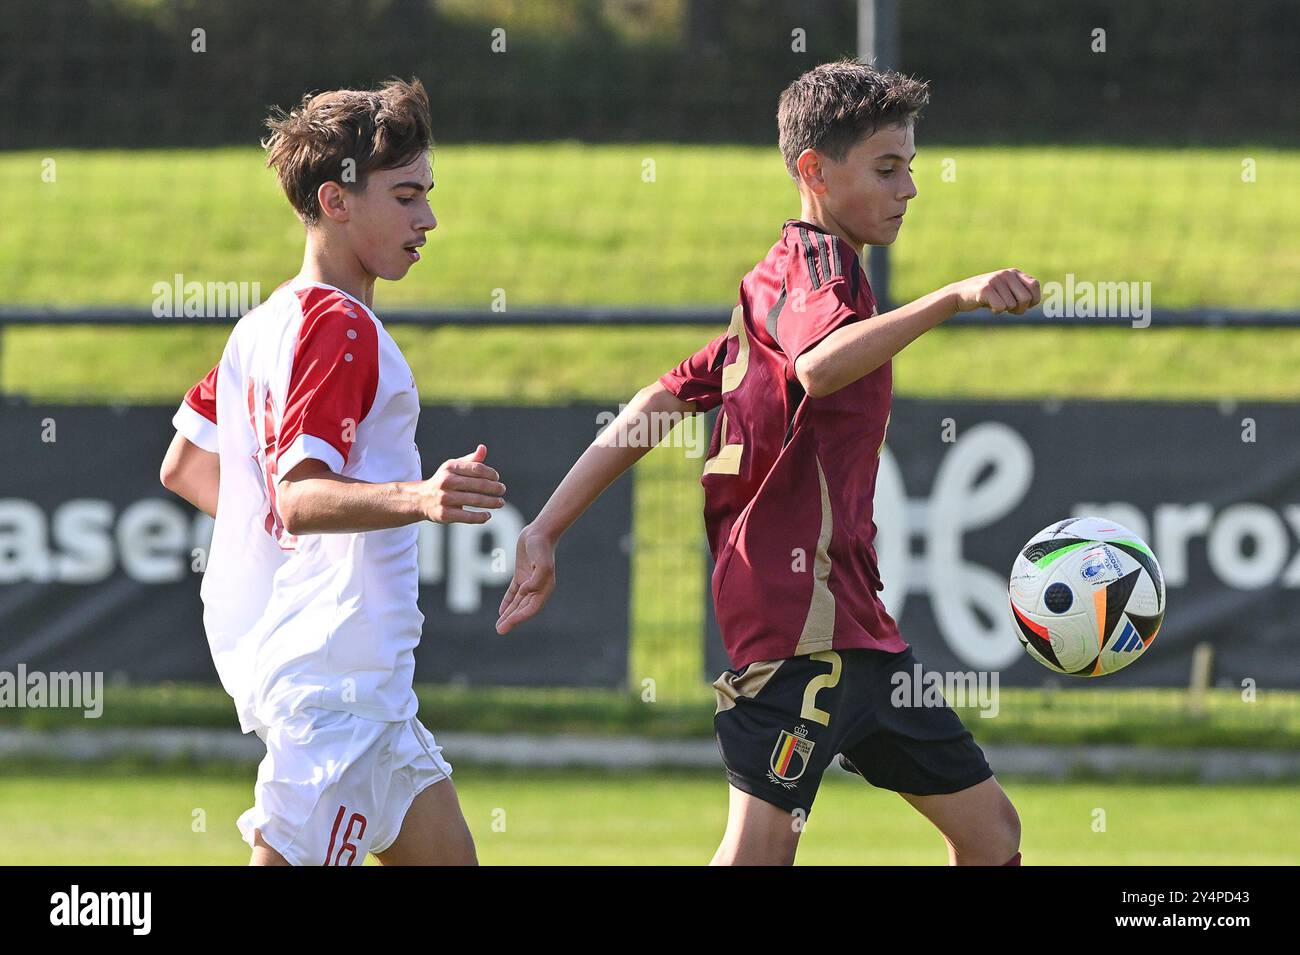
[184,363,219,424]
[248,375,296,547]
[277,288,380,472]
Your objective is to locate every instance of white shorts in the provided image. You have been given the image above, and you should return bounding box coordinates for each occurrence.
[237,707,453,866]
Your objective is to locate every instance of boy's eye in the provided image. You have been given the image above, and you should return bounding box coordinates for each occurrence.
[397,196,415,205]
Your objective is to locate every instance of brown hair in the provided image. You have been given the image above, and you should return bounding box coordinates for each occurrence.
[777,59,930,180]
[262,77,433,225]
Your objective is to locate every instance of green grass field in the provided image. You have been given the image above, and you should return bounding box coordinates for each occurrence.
[1,765,1295,865]
[4,145,1300,405]
[4,145,1298,309]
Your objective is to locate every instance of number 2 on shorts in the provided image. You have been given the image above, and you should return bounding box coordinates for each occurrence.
[800,650,842,726]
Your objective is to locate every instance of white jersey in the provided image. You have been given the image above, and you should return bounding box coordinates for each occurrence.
[172,279,424,734]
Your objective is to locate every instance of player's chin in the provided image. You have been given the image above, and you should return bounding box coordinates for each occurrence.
[869,219,905,245]
[378,258,415,282]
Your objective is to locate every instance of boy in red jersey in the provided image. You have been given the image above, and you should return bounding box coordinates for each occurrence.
[496,60,1038,865]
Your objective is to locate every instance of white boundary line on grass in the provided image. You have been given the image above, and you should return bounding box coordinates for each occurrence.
[2,729,1300,781]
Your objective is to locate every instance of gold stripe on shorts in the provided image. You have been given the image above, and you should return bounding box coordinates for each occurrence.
[713,659,784,714]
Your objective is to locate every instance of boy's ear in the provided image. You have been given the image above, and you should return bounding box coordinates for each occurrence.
[317,181,351,223]
[796,148,827,196]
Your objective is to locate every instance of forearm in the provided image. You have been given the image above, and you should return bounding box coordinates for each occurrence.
[171,470,219,519]
[799,284,959,397]
[531,383,693,540]
[280,473,425,535]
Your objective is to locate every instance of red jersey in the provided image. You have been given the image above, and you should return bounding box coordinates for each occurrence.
[660,220,906,669]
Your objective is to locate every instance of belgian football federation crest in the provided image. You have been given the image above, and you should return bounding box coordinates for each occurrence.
[769,726,815,783]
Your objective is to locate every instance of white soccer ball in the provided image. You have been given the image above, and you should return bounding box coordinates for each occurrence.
[1008,517,1166,676]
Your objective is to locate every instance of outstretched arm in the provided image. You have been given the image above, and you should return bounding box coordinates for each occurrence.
[495,380,698,634]
[794,269,1041,398]
[277,444,506,535]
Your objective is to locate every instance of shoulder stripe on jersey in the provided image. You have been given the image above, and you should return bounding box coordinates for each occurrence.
[184,363,219,425]
[279,287,382,471]
[797,228,822,289]
[766,280,787,343]
[830,237,843,277]
[813,232,832,284]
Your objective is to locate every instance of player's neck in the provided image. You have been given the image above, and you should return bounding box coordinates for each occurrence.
[797,201,864,261]
[297,230,376,309]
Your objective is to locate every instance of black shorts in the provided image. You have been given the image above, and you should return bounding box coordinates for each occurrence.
[712,646,993,816]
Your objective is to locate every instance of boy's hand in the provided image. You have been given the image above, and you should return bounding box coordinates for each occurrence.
[495,524,557,634]
[948,269,1041,315]
[420,444,506,524]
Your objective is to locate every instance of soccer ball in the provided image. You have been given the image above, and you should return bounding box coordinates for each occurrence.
[1008,517,1165,677]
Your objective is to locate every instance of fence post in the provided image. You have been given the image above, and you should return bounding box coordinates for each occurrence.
[859,0,899,311]
[1188,642,1214,717]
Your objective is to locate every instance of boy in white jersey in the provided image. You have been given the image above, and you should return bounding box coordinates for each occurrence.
[159,78,506,866]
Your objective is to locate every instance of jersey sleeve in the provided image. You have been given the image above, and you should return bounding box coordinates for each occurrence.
[275,295,381,476]
[172,363,219,453]
[773,233,868,371]
[659,332,728,412]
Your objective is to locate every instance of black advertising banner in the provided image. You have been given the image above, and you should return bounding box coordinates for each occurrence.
[706,398,1300,689]
[0,402,631,687]
[5,397,1298,691]
[410,404,630,686]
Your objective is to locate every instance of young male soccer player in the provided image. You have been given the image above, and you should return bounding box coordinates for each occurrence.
[495,60,1038,865]
[159,78,508,866]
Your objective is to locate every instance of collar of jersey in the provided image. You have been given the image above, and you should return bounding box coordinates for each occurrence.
[783,218,834,236]
[285,278,379,322]
[782,219,862,268]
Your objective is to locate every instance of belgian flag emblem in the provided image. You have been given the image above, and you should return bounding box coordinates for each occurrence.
[770,729,815,782]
